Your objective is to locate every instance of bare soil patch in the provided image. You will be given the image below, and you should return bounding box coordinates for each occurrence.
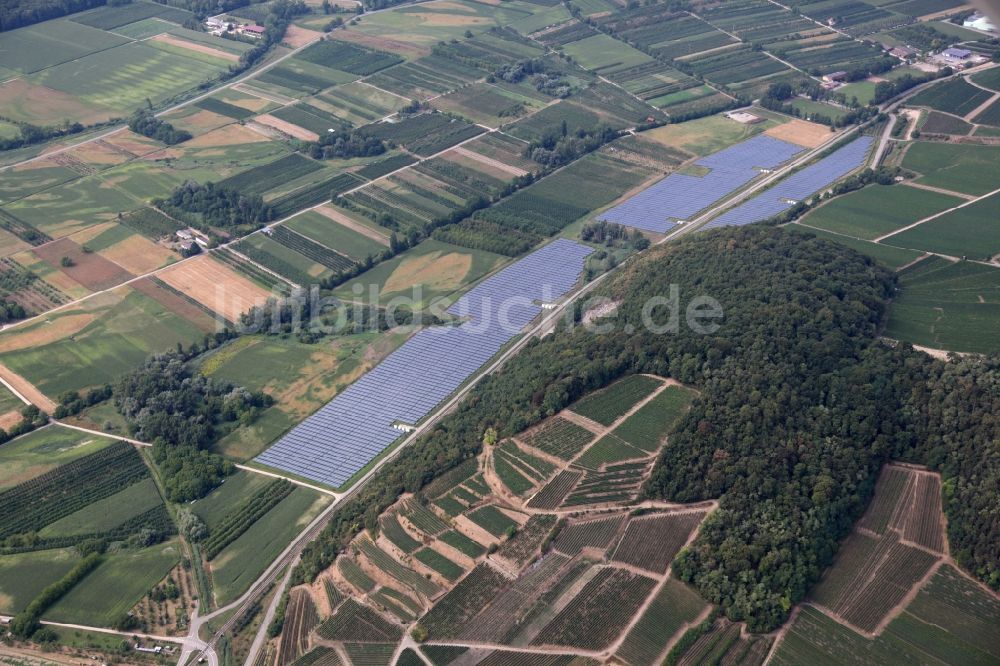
[0,313,96,353]
[102,129,163,156]
[283,24,323,48]
[383,251,471,294]
[764,119,832,148]
[314,204,389,245]
[329,29,430,58]
[449,146,527,177]
[0,79,113,126]
[99,234,177,275]
[157,254,272,322]
[254,114,320,141]
[132,277,219,333]
[184,123,271,148]
[152,33,239,61]
[34,237,133,291]
[0,362,56,412]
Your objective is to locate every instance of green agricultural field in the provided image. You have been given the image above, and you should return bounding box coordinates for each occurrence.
[30,41,228,116]
[0,425,117,490]
[574,434,648,469]
[3,175,141,240]
[0,548,79,614]
[906,77,993,117]
[790,225,924,270]
[467,505,518,538]
[970,67,1000,92]
[0,285,212,398]
[789,98,849,123]
[837,80,877,105]
[47,540,181,626]
[205,330,411,460]
[885,257,1000,354]
[0,162,80,203]
[612,385,695,452]
[0,382,23,415]
[0,19,129,74]
[110,17,173,38]
[210,488,331,605]
[560,33,653,73]
[333,239,507,308]
[972,98,1000,127]
[642,114,776,157]
[800,184,963,240]
[191,470,272,529]
[919,110,972,135]
[39,477,164,538]
[901,142,1000,196]
[284,210,388,261]
[884,192,1000,260]
[571,374,664,426]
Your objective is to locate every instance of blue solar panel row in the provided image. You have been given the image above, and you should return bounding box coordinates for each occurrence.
[255,239,594,487]
[701,136,874,230]
[599,134,803,233]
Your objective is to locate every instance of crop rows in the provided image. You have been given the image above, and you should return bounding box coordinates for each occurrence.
[374,586,421,619]
[278,589,319,666]
[0,257,69,313]
[552,515,625,556]
[616,578,708,666]
[120,207,184,239]
[677,620,742,666]
[338,556,375,593]
[219,153,324,196]
[466,505,518,538]
[233,240,313,287]
[214,248,292,294]
[0,208,49,246]
[357,536,440,598]
[379,513,421,554]
[402,498,450,536]
[459,552,572,643]
[496,514,557,568]
[406,122,485,158]
[570,375,663,426]
[324,578,346,612]
[414,547,465,581]
[298,41,403,76]
[521,417,594,461]
[193,97,255,120]
[270,226,355,273]
[366,56,480,98]
[259,66,340,95]
[613,385,693,452]
[685,47,790,87]
[908,78,994,117]
[3,504,175,555]
[497,441,554,480]
[531,567,657,650]
[370,589,414,621]
[356,154,418,181]
[561,462,650,507]
[272,103,349,136]
[204,479,293,559]
[316,598,402,642]
[902,474,944,552]
[270,172,362,220]
[289,647,341,666]
[0,441,149,539]
[433,28,543,72]
[343,643,396,666]
[840,543,938,632]
[859,466,911,534]
[573,434,648,470]
[611,511,706,573]
[439,529,484,558]
[420,563,510,639]
[537,21,598,47]
[694,0,816,41]
[767,37,892,76]
[597,8,733,58]
[526,470,582,510]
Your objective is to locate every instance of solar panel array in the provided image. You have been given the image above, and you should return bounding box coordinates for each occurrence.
[701,136,874,230]
[599,134,803,233]
[256,239,594,488]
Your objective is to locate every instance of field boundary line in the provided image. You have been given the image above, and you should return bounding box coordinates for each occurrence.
[872,184,1000,242]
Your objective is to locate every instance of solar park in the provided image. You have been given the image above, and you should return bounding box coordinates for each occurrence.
[702,136,874,230]
[255,239,594,488]
[599,134,804,233]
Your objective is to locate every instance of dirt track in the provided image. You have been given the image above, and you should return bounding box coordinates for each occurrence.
[0,362,56,412]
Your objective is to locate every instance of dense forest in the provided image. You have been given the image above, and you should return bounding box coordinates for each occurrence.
[114,351,272,501]
[293,226,999,630]
[0,0,103,31]
[127,109,192,145]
